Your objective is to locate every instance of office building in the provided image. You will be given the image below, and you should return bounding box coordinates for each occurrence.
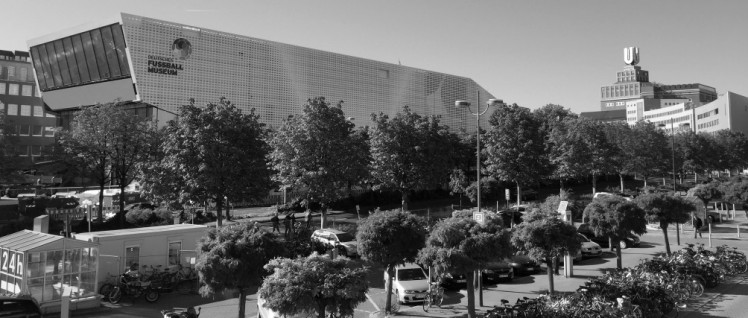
[27,13,496,133]
[0,50,57,161]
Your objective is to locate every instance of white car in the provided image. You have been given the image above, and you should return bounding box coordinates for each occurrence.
[384,263,429,304]
[577,233,603,259]
[310,229,358,257]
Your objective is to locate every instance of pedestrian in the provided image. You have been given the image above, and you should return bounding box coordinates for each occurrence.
[694,216,703,238]
[290,213,296,229]
[271,213,280,233]
[283,213,291,237]
[305,210,312,228]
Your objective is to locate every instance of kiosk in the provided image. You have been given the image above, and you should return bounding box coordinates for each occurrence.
[0,230,99,313]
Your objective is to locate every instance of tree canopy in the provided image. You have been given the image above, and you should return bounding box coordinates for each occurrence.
[260,253,369,318]
[268,97,368,227]
[369,106,455,211]
[356,209,426,313]
[687,182,722,220]
[583,196,647,269]
[635,193,695,255]
[418,214,511,318]
[144,98,272,227]
[196,222,285,318]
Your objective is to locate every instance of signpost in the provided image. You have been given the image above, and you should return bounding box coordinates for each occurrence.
[46,207,89,237]
[472,211,485,225]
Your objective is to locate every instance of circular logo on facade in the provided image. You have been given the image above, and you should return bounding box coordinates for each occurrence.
[172,38,192,60]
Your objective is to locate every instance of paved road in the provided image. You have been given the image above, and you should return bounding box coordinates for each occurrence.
[64,211,748,318]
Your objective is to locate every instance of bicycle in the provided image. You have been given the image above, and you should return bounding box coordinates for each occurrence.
[98,273,120,302]
[422,282,444,312]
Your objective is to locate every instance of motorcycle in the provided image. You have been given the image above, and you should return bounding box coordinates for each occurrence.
[108,271,160,303]
[161,307,201,318]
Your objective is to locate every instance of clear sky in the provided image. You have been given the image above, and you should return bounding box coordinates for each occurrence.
[2,0,746,114]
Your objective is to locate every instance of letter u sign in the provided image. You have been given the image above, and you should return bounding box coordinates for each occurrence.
[624,47,639,65]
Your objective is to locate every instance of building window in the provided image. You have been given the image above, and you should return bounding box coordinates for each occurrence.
[31,145,41,156]
[7,66,14,78]
[20,67,28,82]
[7,104,17,116]
[125,246,140,269]
[168,241,181,266]
[21,85,32,96]
[32,125,43,136]
[17,146,28,156]
[18,125,30,136]
[33,105,44,117]
[44,127,56,137]
[8,84,19,95]
[0,83,4,94]
[20,105,31,116]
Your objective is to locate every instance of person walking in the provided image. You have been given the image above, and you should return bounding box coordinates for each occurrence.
[283,213,291,237]
[270,213,280,233]
[694,216,703,238]
[305,210,312,228]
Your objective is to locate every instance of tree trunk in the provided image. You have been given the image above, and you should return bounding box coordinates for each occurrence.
[401,191,409,212]
[215,196,223,227]
[119,183,126,227]
[385,265,394,314]
[320,204,328,229]
[466,270,476,318]
[661,221,671,255]
[546,257,555,295]
[619,173,625,192]
[608,237,614,252]
[694,171,697,183]
[615,243,622,270]
[515,183,522,227]
[318,301,326,318]
[643,176,648,188]
[97,183,105,224]
[591,173,597,194]
[559,179,565,196]
[238,288,246,318]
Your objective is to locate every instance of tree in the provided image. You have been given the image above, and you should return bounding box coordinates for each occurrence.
[356,209,426,313]
[511,208,580,294]
[369,106,455,211]
[418,214,512,318]
[575,118,616,194]
[149,98,272,227]
[268,97,368,227]
[604,122,634,192]
[626,122,669,188]
[719,178,748,213]
[196,222,285,318]
[634,193,695,255]
[449,169,470,208]
[57,103,116,222]
[583,196,647,269]
[712,130,748,176]
[260,253,369,318]
[687,182,722,221]
[484,103,548,210]
[675,132,713,183]
[0,110,24,185]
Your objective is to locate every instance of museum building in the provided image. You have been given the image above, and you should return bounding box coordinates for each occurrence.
[27,13,496,133]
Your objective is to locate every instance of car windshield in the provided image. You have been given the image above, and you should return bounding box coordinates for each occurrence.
[577,234,590,242]
[397,268,426,281]
[335,233,355,242]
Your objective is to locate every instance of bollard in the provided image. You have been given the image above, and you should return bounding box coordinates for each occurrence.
[708,223,712,247]
[739,224,741,238]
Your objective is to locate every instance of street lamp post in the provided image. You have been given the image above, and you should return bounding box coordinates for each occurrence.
[456,95,503,308]
[660,118,680,246]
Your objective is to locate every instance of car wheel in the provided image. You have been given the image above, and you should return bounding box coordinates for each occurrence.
[619,240,628,249]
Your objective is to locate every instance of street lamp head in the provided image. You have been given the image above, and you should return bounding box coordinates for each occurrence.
[455,100,471,108]
[346,117,355,121]
[487,99,504,107]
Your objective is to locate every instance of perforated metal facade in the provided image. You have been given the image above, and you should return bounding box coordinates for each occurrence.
[29,13,496,132]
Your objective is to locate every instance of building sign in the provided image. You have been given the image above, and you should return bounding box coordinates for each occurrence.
[0,249,23,277]
[147,55,184,75]
[46,208,88,221]
[473,211,485,225]
[624,47,639,65]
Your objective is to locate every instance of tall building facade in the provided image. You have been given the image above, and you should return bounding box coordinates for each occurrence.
[27,13,496,133]
[0,50,57,162]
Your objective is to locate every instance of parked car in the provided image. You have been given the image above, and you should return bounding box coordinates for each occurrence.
[593,192,633,202]
[123,202,157,212]
[577,223,641,249]
[576,233,603,259]
[0,295,42,317]
[505,254,542,275]
[384,263,429,304]
[310,229,358,257]
[441,270,468,290]
[482,261,514,283]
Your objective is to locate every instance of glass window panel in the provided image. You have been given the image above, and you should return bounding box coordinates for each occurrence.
[110,25,130,76]
[64,248,81,274]
[17,146,27,156]
[28,278,44,302]
[49,274,62,300]
[53,40,71,86]
[71,35,90,83]
[0,83,5,94]
[100,26,121,77]
[20,67,28,82]
[7,104,17,115]
[33,45,54,89]
[20,105,30,116]
[8,84,19,95]
[44,42,63,87]
[19,125,30,135]
[168,242,181,266]
[27,252,45,278]
[45,250,63,276]
[21,85,32,96]
[80,248,97,272]
[62,37,80,84]
[32,126,42,136]
[7,66,15,78]
[125,246,139,270]
[80,32,101,81]
[33,105,44,117]
[90,29,110,79]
